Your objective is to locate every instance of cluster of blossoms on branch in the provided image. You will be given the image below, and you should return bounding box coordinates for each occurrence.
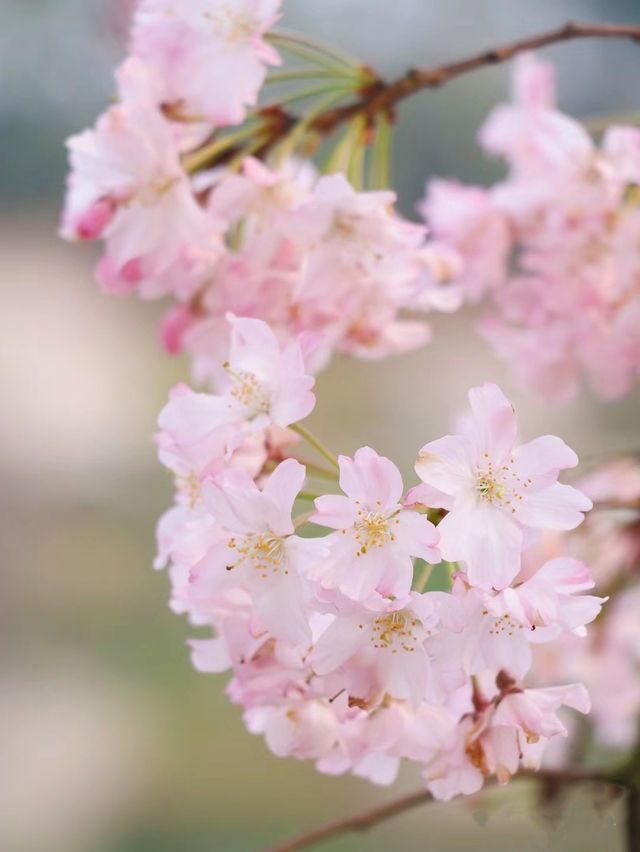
[61,5,640,402]
[60,0,460,381]
[155,322,600,798]
[61,0,640,808]
[423,53,640,401]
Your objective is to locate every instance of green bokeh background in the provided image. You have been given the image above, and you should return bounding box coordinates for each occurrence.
[2,2,639,850]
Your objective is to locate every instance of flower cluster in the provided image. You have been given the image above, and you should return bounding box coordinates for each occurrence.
[60,1,461,382]
[155,324,601,800]
[422,53,640,401]
[61,1,639,812]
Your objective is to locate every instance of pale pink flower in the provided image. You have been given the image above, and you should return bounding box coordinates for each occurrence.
[310,593,442,707]
[61,59,221,299]
[479,53,593,176]
[486,556,606,640]
[418,180,511,302]
[446,558,605,683]
[159,315,315,460]
[423,681,589,799]
[415,383,592,590]
[289,174,433,359]
[493,683,590,763]
[131,0,282,125]
[190,459,323,644]
[422,716,484,801]
[311,446,439,603]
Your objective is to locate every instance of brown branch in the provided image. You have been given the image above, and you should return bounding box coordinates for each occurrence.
[187,21,640,174]
[306,21,640,134]
[266,769,612,852]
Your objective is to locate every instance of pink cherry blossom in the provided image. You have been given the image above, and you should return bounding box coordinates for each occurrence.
[478,52,594,177]
[190,459,323,644]
[131,0,282,125]
[486,556,606,640]
[158,314,316,464]
[311,446,439,603]
[418,180,511,302]
[423,680,590,800]
[422,53,640,401]
[415,383,592,590]
[61,59,221,299]
[310,593,441,707]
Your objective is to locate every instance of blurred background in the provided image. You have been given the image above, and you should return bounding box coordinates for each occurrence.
[2,1,640,850]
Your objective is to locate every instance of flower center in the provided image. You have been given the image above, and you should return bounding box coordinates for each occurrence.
[224,362,271,419]
[476,473,505,503]
[475,454,531,511]
[370,611,421,652]
[228,533,287,578]
[483,610,523,637]
[353,506,397,555]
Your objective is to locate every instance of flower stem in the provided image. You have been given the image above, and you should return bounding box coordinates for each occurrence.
[182,122,261,174]
[369,114,392,189]
[267,30,360,72]
[289,423,340,473]
[266,68,361,85]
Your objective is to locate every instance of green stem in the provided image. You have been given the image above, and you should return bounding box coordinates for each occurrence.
[324,115,364,175]
[369,114,392,189]
[289,423,340,473]
[266,68,361,85]
[261,81,354,112]
[225,133,271,171]
[182,122,261,174]
[346,116,366,189]
[268,30,360,72]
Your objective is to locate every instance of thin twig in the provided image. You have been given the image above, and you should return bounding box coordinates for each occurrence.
[307,21,640,135]
[266,789,434,852]
[267,769,612,852]
[289,423,340,472]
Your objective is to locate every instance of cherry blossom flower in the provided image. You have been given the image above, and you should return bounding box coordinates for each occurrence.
[423,680,590,800]
[415,383,592,590]
[189,459,323,644]
[418,180,511,302]
[311,446,439,604]
[423,52,640,400]
[61,59,221,299]
[131,0,283,125]
[158,314,316,462]
[310,593,442,707]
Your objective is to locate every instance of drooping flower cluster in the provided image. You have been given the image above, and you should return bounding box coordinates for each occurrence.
[155,322,602,800]
[422,52,640,401]
[60,1,461,381]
